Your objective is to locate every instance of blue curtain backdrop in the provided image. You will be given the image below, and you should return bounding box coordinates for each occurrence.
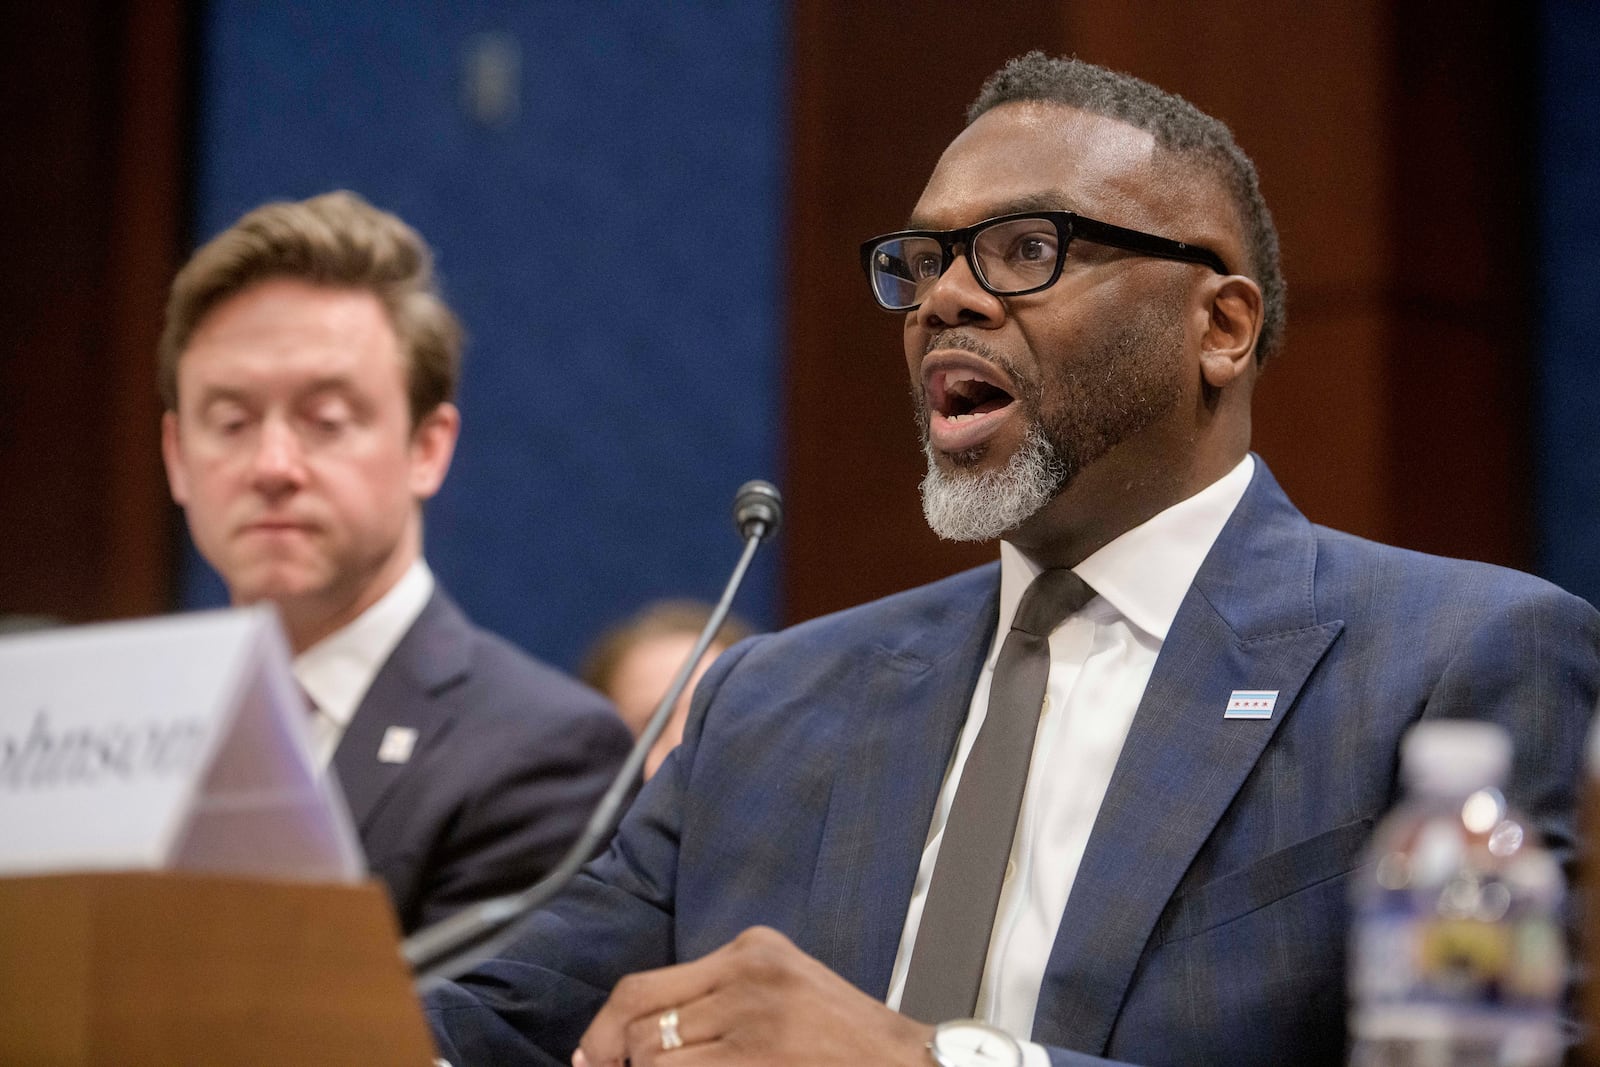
[181,2,788,671]
[1537,1,1600,605]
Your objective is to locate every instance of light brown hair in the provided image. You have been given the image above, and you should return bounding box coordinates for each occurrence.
[158,190,462,422]
[581,600,757,697]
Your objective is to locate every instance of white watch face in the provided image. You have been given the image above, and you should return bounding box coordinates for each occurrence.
[931,1020,1022,1067]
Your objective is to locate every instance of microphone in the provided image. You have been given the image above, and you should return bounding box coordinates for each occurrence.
[733,480,781,542]
[404,480,783,987]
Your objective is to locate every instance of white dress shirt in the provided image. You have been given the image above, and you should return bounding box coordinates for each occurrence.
[293,559,435,768]
[886,456,1255,1064]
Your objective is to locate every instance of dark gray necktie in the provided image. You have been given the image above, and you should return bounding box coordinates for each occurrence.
[899,567,1095,1024]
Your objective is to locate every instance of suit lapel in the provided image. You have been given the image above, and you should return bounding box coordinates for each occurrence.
[333,589,471,830]
[804,566,1001,997]
[1032,460,1344,1052]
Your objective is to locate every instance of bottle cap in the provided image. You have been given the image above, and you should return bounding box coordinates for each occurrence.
[1401,719,1512,794]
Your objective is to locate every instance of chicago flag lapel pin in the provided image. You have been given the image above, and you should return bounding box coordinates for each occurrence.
[1225,690,1279,720]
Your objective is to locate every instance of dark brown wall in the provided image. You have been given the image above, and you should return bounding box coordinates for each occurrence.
[783,2,1530,624]
[0,2,188,624]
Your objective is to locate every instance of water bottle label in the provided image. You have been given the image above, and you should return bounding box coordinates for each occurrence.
[1354,906,1564,1010]
[1417,916,1510,998]
[1353,914,1415,1002]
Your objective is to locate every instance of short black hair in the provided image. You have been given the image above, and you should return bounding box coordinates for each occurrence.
[969,53,1286,365]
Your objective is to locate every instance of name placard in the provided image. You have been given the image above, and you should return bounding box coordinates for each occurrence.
[0,606,364,883]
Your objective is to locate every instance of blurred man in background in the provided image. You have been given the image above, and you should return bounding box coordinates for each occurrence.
[159,190,631,933]
[582,600,754,778]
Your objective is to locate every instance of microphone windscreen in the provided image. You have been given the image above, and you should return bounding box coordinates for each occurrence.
[732,480,783,541]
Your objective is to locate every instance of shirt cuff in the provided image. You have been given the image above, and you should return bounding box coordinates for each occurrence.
[1022,1040,1051,1067]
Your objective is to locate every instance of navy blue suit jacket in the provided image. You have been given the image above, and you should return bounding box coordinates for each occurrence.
[427,462,1600,1065]
[334,586,632,934]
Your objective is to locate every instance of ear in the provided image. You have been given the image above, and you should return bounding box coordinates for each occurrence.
[161,410,190,505]
[1196,275,1264,389]
[408,402,460,500]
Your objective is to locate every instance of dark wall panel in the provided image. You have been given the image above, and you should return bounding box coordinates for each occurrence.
[0,1,185,625]
[1537,1,1600,603]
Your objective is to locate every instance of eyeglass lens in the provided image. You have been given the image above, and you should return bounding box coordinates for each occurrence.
[869,217,1062,310]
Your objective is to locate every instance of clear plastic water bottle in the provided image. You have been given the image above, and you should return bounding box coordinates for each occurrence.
[1349,720,1566,1067]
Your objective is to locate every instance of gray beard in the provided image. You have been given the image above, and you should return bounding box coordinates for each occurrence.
[919,421,1068,542]
[914,280,1185,544]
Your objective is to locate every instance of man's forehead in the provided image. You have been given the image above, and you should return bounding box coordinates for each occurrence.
[190,279,391,343]
[176,280,407,402]
[909,102,1161,229]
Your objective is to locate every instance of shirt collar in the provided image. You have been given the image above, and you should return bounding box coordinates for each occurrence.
[996,454,1254,648]
[292,558,435,730]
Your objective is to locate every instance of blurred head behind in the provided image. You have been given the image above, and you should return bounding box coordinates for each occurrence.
[160,191,463,653]
[582,600,756,779]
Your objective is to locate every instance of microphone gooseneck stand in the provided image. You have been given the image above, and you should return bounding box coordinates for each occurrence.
[404,480,783,991]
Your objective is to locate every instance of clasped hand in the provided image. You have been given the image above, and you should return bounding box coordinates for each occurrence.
[573,926,933,1067]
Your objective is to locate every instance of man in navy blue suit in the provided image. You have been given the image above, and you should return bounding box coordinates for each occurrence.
[426,54,1600,1066]
[159,191,631,934]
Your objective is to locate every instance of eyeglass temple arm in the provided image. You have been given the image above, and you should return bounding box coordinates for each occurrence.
[1070,215,1230,275]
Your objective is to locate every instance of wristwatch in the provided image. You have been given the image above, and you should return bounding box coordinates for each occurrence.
[927,1019,1024,1067]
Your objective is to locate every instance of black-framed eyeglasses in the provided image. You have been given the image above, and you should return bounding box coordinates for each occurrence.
[859,210,1231,312]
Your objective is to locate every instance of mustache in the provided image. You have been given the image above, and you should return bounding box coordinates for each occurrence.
[923,331,1033,394]
[924,329,1002,362]
[920,330,1040,410]
[912,332,1041,444]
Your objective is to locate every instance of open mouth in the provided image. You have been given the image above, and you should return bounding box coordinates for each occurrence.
[937,373,1015,422]
[923,361,1020,454]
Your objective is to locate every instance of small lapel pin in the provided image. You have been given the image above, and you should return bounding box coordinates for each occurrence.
[377,725,418,764]
[1225,690,1278,720]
